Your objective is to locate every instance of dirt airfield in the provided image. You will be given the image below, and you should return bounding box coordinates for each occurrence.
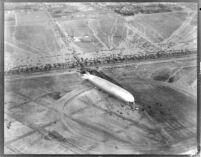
[4,57,197,154]
[4,2,197,154]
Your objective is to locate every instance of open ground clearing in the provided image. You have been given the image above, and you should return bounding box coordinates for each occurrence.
[4,3,197,71]
[4,2,197,154]
[4,57,197,154]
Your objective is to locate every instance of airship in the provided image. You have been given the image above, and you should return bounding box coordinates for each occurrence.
[82,72,135,107]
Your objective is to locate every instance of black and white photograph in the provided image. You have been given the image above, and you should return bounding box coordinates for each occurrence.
[4,2,198,154]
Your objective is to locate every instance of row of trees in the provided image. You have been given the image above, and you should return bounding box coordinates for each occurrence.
[5,49,196,75]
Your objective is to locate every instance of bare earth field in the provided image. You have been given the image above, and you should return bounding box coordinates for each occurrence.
[4,2,198,155]
[4,10,66,70]
[4,57,197,154]
[128,11,189,41]
[4,3,197,71]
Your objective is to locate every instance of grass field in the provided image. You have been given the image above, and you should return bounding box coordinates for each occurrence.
[59,19,104,52]
[5,24,61,69]
[14,25,60,55]
[129,11,189,42]
[60,20,93,38]
[4,2,198,154]
[4,3,197,71]
[4,10,64,69]
[16,11,51,25]
[125,33,158,51]
[59,14,158,53]
[163,12,197,50]
[5,57,197,154]
[91,16,127,49]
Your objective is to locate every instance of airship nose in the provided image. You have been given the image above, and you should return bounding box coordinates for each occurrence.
[127,93,135,103]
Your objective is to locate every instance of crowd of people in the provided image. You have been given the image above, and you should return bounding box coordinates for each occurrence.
[5,49,196,75]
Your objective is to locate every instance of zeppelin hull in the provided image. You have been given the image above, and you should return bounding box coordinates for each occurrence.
[83,73,135,103]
